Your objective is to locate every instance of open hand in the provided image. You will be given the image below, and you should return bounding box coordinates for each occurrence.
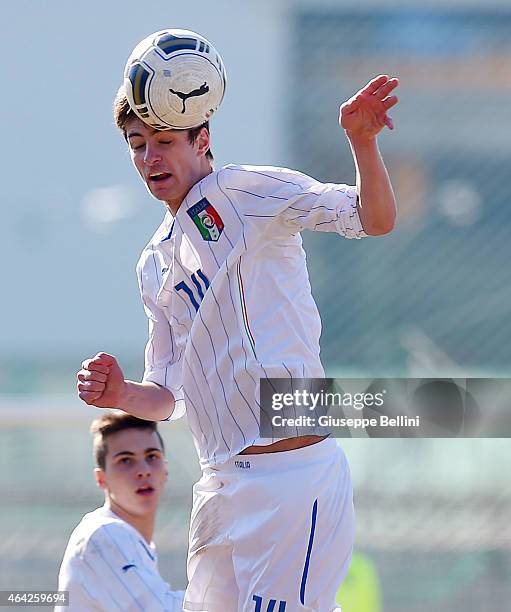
[340,75,399,141]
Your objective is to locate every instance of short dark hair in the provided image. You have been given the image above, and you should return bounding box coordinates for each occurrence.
[91,411,165,470]
[113,85,213,160]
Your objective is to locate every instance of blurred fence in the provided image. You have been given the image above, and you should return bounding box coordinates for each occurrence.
[1,400,510,611]
[291,7,511,377]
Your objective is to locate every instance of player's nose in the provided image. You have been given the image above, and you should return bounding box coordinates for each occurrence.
[136,464,151,477]
[143,143,162,165]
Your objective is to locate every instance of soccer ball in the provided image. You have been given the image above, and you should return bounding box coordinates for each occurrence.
[124,29,226,130]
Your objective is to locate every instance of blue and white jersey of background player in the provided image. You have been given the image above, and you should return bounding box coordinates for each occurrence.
[57,505,184,611]
[137,164,366,468]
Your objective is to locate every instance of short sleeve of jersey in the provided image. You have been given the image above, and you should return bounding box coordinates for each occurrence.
[58,522,185,612]
[220,164,367,239]
[137,256,186,422]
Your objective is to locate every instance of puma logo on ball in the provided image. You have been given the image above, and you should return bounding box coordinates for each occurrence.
[169,82,210,113]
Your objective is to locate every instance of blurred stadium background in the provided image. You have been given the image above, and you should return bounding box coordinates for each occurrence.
[1,1,510,610]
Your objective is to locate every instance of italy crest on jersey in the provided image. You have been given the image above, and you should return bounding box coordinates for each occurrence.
[187,197,224,242]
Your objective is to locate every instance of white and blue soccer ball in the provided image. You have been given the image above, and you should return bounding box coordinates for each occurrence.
[124,29,226,130]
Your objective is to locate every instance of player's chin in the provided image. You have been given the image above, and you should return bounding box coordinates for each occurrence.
[149,187,178,205]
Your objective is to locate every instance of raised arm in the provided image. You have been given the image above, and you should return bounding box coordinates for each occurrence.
[340,74,399,235]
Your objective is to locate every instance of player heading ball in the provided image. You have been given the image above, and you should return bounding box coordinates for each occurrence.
[78,25,399,611]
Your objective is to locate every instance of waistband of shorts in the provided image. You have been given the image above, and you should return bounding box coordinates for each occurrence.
[204,436,339,475]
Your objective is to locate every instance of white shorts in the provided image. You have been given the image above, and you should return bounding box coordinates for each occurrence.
[183,438,355,612]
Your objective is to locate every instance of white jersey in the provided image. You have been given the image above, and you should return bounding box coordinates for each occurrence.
[56,505,184,612]
[138,164,366,468]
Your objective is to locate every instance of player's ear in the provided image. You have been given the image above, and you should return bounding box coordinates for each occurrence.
[94,467,107,490]
[196,127,210,158]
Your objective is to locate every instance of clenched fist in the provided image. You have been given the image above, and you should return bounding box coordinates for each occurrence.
[77,352,126,409]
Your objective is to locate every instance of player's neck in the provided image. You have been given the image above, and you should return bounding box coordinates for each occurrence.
[165,161,213,216]
[106,499,155,544]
